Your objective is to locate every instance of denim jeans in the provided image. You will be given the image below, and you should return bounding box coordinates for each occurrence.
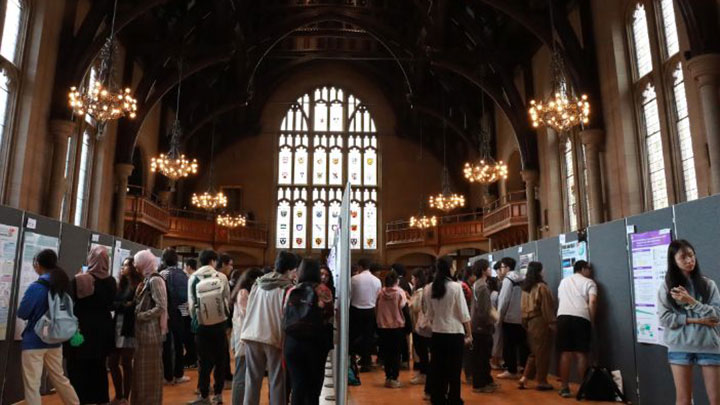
[231,355,246,405]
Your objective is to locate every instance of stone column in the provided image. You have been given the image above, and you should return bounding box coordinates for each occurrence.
[581,129,605,225]
[47,120,77,219]
[544,128,564,234]
[687,53,720,194]
[521,170,539,241]
[114,163,134,237]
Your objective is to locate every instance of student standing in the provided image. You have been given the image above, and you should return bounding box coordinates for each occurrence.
[519,262,556,391]
[231,268,263,405]
[469,259,498,394]
[18,249,79,405]
[426,258,472,405]
[283,259,335,405]
[409,268,430,386]
[496,257,528,379]
[108,257,142,405]
[131,250,168,405]
[66,246,117,404]
[218,254,235,387]
[556,260,597,398]
[658,240,720,405]
[184,259,198,368]
[376,270,408,388]
[160,248,191,386]
[350,258,382,371]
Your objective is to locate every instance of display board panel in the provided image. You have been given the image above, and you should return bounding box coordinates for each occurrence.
[333,183,351,405]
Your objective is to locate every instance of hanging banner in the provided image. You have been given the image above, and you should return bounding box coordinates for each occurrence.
[631,229,672,345]
[560,241,587,279]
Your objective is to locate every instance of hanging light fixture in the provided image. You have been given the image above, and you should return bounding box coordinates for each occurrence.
[408,117,438,229]
[464,95,508,185]
[191,120,226,211]
[68,0,137,132]
[216,213,246,228]
[528,0,590,133]
[151,59,198,180]
[429,119,465,212]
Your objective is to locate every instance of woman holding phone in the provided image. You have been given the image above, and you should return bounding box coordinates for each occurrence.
[658,239,720,405]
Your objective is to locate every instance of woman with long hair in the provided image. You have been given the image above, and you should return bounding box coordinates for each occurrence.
[66,246,117,405]
[108,258,143,405]
[231,267,264,405]
[658,239,720,405]
[320,265,336,299]
[426,257,472,404]
[518,261,556,391]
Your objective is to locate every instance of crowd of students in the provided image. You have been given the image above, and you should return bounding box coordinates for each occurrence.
[13,238,720,405]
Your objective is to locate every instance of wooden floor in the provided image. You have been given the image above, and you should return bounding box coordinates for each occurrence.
[37,361,615,405]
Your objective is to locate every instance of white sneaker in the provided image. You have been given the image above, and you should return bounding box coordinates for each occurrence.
[496,371,518,379]
[410,374,426,385]
[175,376,191,384]
[384,379,402,388]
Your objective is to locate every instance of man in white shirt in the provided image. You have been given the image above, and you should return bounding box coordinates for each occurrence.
[349,258,381,371]
[556,260,597,398]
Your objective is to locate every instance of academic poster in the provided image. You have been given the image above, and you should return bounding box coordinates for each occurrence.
[15,232,59,340]
[631,229,672,345]
[0,224,19,339]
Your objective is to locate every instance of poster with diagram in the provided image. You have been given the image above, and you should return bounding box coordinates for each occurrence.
[15,232,59,340]
[112,241,132,280]
[0,224,19,340]
[561,241,588,279]
[631,229,672,345]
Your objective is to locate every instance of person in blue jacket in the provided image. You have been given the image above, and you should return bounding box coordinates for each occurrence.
[17,249,79,405]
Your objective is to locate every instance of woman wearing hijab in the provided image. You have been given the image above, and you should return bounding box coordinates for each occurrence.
[131,250,168,405]
[66,246,117,404]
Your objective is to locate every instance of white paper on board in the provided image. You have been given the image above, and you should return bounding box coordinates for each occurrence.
[626,225,636,234]
[26,218,36,229]
[92,234,100,242]
[559,234,566,244]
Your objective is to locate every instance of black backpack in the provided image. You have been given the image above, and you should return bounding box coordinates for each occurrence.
[577,366,626,402]
[283,282,323,340]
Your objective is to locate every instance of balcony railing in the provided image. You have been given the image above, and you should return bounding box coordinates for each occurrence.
[482,191,528,236]
[124,195,171,233]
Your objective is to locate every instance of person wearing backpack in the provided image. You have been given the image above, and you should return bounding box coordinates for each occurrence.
[496,257,528,379]
[231,268,264,405]
[18,249,79,405]
[66,245,117,405]
[131,249,169,405]
[160,248,192,386]
[241,251,297,405]
[375,270,407,388]
[187,249,230,405]
[283,258,334,405]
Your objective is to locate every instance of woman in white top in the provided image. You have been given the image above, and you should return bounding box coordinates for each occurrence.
[230,268,264,405]
[426,257,472,405]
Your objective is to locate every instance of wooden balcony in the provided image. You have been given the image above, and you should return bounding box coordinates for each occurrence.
[124,195,171,233]
[481,191,528,236]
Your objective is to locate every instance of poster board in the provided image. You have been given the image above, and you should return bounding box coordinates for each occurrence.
[560,240,587,279]
[15,231,60,340]
[518,252,534,275]
[0,224,19,339]
[630,228,672,345]
[89,233,114,275]
[112,240,132,280]
[333,183,351,405]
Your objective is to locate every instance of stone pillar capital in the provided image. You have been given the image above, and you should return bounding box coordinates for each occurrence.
[115,163,134,181]
[48,119,77,143]
[687,53,720,87]
[520,169,539,185]
[580,128,605,150]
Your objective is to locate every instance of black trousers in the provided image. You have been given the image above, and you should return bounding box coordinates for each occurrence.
[285,335,330,405]
[470,333,494,389]
[196,323,228,398]
[378,328,403,380]
[412,332,431,375]
[430,333,464,405]
[182,316,197,367]
[163,316,186,381]
[502,322,529,374]
[400,332,410,363]
[349,307,376,367]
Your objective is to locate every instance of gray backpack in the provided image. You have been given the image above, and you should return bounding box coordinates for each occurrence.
[34,282,78,344]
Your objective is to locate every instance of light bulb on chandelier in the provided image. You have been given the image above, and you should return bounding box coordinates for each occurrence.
[428,192,465,212]
[410,215,437,229]
[216,213,246,228]
[192,191,227,211]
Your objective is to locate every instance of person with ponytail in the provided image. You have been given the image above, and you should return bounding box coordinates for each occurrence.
[425,257,472,404]
[658,239,720,405]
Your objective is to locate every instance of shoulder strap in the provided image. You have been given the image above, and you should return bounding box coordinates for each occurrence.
[36,278,50,288]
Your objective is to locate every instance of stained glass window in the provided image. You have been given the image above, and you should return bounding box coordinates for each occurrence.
[276,86,379,250]
[631,4,653,78]
[641,84,669,209]
[659,0,679,58]
[671,64,698,201]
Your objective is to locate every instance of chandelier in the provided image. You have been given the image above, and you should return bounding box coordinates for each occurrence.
[430,121,465,212]
[464,97,508,185]
[151,61,198,180]
[191,120,226,211]
[528,0,590,133]
[410,215,437,229]
[68,0,137,130]
[217,213,246,228]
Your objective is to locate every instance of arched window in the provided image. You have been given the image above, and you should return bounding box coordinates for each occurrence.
[276,86,378,251]
[0,0,29,194]
[628,1,697,209]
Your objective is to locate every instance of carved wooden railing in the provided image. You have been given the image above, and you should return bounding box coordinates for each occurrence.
[482,191,528,236]
[124,196,171,233]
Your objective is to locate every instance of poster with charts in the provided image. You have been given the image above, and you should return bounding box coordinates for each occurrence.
[112,242,131,280]
[631,229,672,345]
[561,241,587,279]
[0,224,19,340]
[15,232,59,340]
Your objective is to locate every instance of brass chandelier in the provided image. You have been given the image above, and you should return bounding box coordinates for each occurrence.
[429,121,465,212]
[464,97,508,185]
[151,60,198,181]
[216,213,247,228]
[191,120,226,211]
[528,0,590,133]
[68,0,137,131]
[410,214,437,229]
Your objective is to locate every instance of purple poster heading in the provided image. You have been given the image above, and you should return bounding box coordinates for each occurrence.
[631,229,672,251]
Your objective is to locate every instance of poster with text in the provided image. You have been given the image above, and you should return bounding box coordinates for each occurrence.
[561,241,587,279]
[519,253,535,275]
[631,229,672,345]
[112,242,132,280]
[0,224,19,339]
[15,232,59,340]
